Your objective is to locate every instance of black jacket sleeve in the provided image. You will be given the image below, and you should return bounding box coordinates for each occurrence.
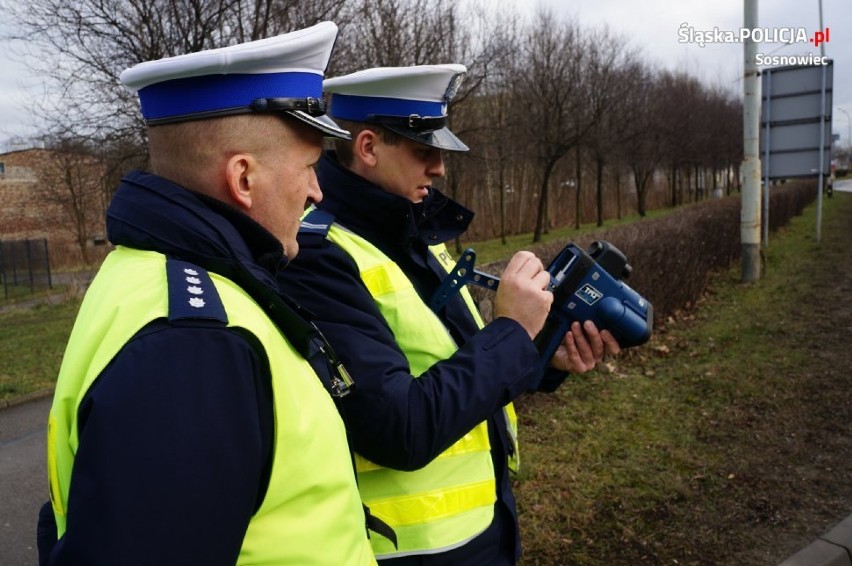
[41,320,272,566]
[279,240,541,471]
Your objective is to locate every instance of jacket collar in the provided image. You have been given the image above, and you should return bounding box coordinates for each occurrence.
[314,151,474,249]
[106,170,287,284]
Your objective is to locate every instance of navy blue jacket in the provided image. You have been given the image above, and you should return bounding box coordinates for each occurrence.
[39,171,339,565]
[279,152,566,565]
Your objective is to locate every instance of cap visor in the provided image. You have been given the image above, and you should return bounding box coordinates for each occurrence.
[287,110,351,140]
[384,125,469,152]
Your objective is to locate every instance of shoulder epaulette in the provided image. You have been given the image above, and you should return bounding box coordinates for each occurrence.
[166,258,228,324]
[299,208,336,237]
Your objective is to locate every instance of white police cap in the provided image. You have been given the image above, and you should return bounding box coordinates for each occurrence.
[120,21,349,139]
[324,64,469,152]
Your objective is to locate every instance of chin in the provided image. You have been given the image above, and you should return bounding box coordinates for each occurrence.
[283,240,299,260]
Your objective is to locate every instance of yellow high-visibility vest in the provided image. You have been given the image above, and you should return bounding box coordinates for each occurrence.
[325,224,520,559]
[47,246,376,565]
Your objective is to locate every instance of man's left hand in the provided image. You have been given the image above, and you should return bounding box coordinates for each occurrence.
[549,321,621,373]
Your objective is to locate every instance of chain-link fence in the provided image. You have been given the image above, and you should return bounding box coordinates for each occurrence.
[0,239,53,299]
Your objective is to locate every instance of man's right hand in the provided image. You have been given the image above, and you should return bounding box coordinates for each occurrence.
[494,251,553,340]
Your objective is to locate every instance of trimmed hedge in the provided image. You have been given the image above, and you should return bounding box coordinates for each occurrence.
[470,181,816,323]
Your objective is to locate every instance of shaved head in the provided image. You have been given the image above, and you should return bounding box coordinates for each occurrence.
[146,113,324,256]
[147,114,296,199]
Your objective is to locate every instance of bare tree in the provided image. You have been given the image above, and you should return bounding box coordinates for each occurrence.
[32,139,108,264]
[0,0,353,267]
[454,8,525,246]
[581,28,635,227]
[702,86,742,197]
[2,0,745,243]
[333,0,462,72]
[511,11,594,243]
[1,0,347,155]
[618,65,662,217]
[463,15,524,244]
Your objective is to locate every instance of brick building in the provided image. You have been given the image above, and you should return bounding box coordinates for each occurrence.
[0,147,109,268]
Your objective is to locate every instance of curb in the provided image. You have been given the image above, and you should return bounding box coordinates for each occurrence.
[779,515,852,565]
[1,388,54,410]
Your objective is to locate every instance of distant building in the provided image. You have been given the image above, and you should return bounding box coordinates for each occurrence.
[0,147,109,268]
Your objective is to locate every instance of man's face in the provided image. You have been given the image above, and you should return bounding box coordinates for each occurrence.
[371,136,446,203]
[252,119,324,258]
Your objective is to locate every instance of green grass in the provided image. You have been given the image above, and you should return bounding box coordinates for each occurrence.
[514,192,849,564]
[0,299,79,401]
[1,283,58,304]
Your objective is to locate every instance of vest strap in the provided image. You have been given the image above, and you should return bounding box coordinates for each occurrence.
[201,253,355,400]
[364,504,399,549]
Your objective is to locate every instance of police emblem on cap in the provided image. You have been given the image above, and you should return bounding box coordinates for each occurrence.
[444,72,466,103]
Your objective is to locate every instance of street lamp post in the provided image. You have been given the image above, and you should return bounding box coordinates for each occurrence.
[741,0,761,282]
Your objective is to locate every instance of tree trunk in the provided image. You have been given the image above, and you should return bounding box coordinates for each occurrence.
[596,155,605,227]
[615,169,622,220]
[574,147,582,229]
[634,167,649,217]
[499,165,507,245]
[533,159,557,243]
[670,164,678,207]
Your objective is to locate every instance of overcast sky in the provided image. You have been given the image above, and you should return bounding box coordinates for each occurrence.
[534,0,850,143]
[1,0,849,149]
[0,18,42,150]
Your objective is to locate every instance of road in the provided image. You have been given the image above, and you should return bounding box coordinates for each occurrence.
[0,395,50,566]
[834,176,852,193]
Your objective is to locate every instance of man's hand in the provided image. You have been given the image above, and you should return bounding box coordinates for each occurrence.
[550,321,621,373]
[494,251,553,340]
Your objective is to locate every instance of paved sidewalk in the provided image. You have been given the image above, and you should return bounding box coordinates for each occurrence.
[0,396,50,566]
[779,516,852,565]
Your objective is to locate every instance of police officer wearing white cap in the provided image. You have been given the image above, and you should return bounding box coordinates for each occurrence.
[279,65,620,564]
[38,22,378,566]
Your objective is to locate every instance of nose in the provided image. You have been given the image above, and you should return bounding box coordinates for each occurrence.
[426,148,445,178]
[306,168,323,205]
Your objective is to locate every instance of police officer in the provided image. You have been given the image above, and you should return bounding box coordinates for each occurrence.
[278,65,621,564]
[38,23,377,566]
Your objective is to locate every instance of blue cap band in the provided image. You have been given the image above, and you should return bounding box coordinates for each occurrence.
[328,94,445,121]
[138,72,322,121]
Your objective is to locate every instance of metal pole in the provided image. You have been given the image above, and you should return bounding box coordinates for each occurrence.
[11,241,19,286]
[816,0,826,243]
[742,0,762,282]
[816,64,826,243]
[762,69,772,249]
[25,239,34,294]
[44,239,53,290]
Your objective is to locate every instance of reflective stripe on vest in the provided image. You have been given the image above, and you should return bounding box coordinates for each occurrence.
[47,247,375,565]
[430,244,521,476]
[325,225,519,558]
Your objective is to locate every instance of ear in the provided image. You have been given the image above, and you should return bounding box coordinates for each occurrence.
[224,153,255,211]
[353,129,380,169]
